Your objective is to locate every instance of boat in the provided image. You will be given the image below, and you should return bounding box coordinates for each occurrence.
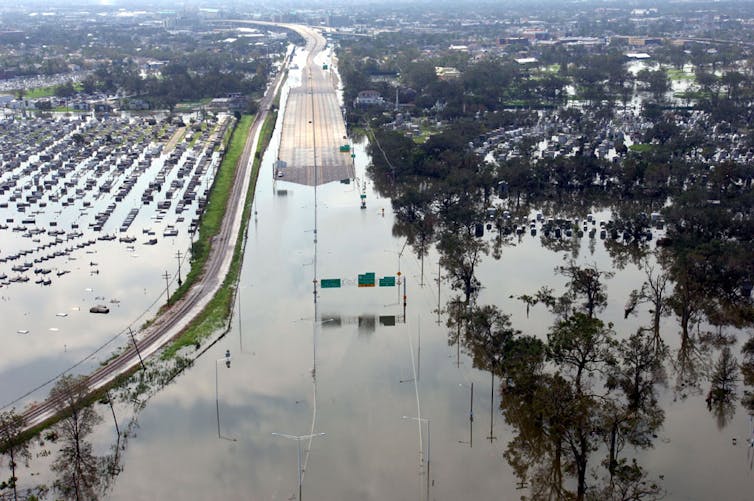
[89,305,110,314]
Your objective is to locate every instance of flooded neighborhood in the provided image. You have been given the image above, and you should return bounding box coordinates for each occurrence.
[1,1,754,500]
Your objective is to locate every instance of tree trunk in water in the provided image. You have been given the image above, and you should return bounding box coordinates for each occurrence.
[608,422,617,482]
[10,448,17,501]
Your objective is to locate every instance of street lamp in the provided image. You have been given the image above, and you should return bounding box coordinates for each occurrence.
[402,415,431,499]
[237,285,253,353]
[271,432,326,501]
[402,415,430,465]
[459,382,474,423]
[215,350,235,441]
[384,243,407,307]
[458,382,474,448]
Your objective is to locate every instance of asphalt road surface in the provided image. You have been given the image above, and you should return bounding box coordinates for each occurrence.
[276,26,354,186]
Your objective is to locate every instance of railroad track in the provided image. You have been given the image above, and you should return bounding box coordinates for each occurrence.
[19,66,284,432]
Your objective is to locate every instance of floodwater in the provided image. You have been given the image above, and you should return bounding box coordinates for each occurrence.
[4,53,754,501]
[0,113,226,410]
[102,140,754,500]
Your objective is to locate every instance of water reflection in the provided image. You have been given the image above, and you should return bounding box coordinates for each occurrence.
[6,57,754,501]
[365,112,753,498]
[0,111,226,409]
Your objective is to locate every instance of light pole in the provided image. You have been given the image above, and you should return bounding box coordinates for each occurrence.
[385,240,408,306]
[458,382,474,448]
[487,372,497,443]
[215,350,235,441]
[271,432,326,501]
[237,285,253,353]
[436,260,442,325]
[312,317,334,378]
[402,415,431,500]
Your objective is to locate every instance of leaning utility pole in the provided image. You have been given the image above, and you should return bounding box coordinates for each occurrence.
[129,327,147,372]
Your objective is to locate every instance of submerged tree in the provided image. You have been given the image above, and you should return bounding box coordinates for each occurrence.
[0,410,31,501]
[602,329,666,483]
[438,227,487,305]
[500,314,665,500]
[526,264,613,321]
[741,337,754,412]
[49,375,104,500]
[547,313,616,394]
[624,259,671,349]
[452,289,666,500]
[707,346,739,428]
[558,263,614,319]
[462,304,521,374]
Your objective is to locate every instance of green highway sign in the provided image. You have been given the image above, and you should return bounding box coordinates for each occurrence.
[320,278,341,289]
[358,272,375,287]
[379,276,396,287]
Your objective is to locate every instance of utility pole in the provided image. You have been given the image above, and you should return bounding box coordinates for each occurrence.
[129,327,146,372]
[175,250,183,287]
[487,372,497,443]
[162,271,171,304]
[436,260,441,325]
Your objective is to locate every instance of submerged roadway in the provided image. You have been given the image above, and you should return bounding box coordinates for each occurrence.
[17,26,301,431]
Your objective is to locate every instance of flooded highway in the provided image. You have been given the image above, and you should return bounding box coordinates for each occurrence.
[1,39,753,501]
[106,58,752,500]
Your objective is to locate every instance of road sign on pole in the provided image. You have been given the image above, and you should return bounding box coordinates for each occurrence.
[358,272,375,287]
[379,276,396,287]
[320,278,341,288]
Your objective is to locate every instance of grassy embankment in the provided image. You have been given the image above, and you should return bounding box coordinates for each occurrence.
[5,81,284,442]
[160,110,277,358]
